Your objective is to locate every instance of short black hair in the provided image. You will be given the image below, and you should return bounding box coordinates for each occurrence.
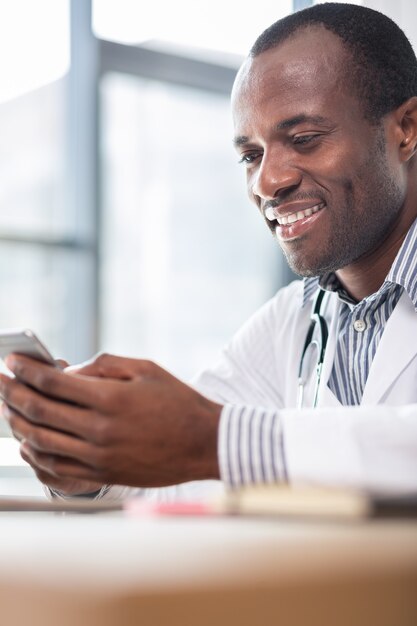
[250,2,417,123]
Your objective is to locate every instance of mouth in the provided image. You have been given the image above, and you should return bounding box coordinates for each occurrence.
[264,201,326,241]
[264,201,325,226]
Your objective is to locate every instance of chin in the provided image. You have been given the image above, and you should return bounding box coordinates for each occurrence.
[284,252,339,278]
[284,253,321,278]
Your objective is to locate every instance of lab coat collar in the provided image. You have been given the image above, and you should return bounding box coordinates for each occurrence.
[315,290,417,408]
[361,290,417,405]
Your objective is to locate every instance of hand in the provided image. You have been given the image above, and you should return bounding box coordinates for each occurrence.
[2,357,103,497]
[22,445,104,497]
[0,353,222,489]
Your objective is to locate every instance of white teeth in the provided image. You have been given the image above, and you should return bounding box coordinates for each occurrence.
[276,203,323,226]
[265,207,276,221]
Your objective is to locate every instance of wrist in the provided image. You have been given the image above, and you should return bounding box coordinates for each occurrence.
[190,397,222,482]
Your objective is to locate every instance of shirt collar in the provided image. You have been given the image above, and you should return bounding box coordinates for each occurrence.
[302,217,417,310]
[386,217,417,310]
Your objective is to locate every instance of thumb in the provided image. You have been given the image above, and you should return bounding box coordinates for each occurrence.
[55,358,69,369]
[66,353,146,380]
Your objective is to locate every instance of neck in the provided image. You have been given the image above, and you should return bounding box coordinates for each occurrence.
[335,229,409,302]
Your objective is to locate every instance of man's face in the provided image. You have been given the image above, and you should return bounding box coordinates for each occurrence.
[232,27,405,277]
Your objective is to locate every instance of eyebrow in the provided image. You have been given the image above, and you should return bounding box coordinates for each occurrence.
[276,114,330,130]
[233,114,331,147]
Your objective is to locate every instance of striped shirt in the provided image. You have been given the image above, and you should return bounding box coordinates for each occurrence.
[305,218,417,404]
[216,218,417,488]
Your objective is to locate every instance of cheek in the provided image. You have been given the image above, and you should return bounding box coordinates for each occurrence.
[313,145,358,184]
[310,147,372,206]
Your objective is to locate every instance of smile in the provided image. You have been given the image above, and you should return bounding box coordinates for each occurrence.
[265,202,325,225]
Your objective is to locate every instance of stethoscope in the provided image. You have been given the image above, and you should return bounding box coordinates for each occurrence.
[297,289,329,409]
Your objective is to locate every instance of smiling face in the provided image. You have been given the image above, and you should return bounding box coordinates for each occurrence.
[232,26,407,278]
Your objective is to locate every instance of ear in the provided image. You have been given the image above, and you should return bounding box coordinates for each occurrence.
[394,96,417,162]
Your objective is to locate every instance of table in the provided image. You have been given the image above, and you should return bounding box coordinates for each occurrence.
[0,512,416,626]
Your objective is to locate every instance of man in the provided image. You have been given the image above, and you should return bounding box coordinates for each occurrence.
[1,2,417,499]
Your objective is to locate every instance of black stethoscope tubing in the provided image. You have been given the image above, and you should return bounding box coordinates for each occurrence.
[297,289,329,408]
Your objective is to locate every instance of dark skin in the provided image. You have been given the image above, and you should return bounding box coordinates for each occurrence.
[1,26,417,495]
[233,27,417,300]
[0,355,221,494]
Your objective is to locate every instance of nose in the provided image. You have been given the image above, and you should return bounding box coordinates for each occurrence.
[250,150,302,201]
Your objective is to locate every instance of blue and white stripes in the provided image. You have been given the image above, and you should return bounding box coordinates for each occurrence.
[219,404,286,487]
[327,284,402,405]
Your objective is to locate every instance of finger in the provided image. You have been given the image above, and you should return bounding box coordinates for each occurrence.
[55,358,69,369]
[20,442,104,482]
[9,412,101,469]
[23,460,98,496]
[68,353,158,380]
[1,356,115,411]
[28,466,101,496]
[67,354,133,379]
[4,406,24,441]
[0,376,103,441]
[0,401,13,436]
[0,400,10,420]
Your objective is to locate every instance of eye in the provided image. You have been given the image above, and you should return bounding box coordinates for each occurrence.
[237,151,262,166]
[292,134,321,146]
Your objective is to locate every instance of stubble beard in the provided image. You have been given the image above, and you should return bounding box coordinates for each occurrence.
[278,136,404,278]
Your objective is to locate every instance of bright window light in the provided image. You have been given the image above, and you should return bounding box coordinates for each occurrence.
[0,439,27,467]
[314,0,363,4]
[93,0,293,57]
[0,0,69,103]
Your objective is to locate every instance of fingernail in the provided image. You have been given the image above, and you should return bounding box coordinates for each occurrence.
[20,440,30,456]
[1,404,11,421]
[4,355,16,370]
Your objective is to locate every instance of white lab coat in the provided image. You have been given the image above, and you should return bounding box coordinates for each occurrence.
[277,285,417,493]
[101,280,417,500]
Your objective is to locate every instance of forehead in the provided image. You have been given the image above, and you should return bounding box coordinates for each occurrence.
[232,26,358,127]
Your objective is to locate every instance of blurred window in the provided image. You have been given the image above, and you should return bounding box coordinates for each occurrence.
[100,74,287,379]
[0,0,69,102]
[93,0,293,60]
[0,79,68,237]
[0,1,300,482]
[0,1,80,448]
